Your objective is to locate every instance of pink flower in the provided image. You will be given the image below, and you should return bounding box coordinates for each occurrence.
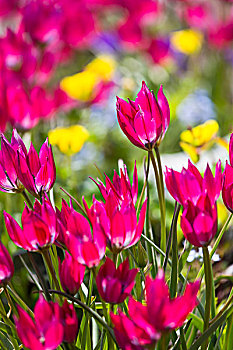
[147,38,172,65]
[96,257,138,304]
[15,296,64,350]
[116,81,170,150]
[111,270,200,349]
[165,160,222,206]
[59,252,85,295]
[61,300,78,343]
[4,198,59,251]
[91,162,138,206]
[0,241,14,286]
[0,130,25,193]
[17,136,56,197]
[83,194,147,253]
[181,194,218,247]
[222,133,233,212]
[59,200,106,268]
[0,129,56,196]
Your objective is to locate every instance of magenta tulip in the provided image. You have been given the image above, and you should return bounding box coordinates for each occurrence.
[111,270,200,349]
[0,241,14,286]
[15,296,64,350]
[222,134,233,212]
[59,252,85,295]
[165,160,222,206]
[59,200,106,268]
[0,129,56,197]
[96,257,138,304]
[180,194,218,247]
[92,162,138,206]
[4,198,59,251]
[61,300,78,343]
[83,193,147,253]
[116,81,170,150]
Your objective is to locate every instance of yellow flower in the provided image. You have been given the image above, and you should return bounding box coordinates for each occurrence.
[60,71,99,102]
[171,29,203,55]
[85,55,116,81]
[180,120,219,162]
[48,125,89,155]
[60,55,115,102]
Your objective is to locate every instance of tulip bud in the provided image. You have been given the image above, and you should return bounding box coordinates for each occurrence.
[137,242,148,268]
[59,252,85,295]
[61,300,78,343]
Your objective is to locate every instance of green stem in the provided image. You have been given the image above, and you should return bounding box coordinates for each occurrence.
[197,213,233,281]
[41,248,62,301]
[4,286,17,316]
[7,283,34,318]
[136,154,150,216]
[149,150,166,262]
[21,190,33,209]
[202,246,212,350]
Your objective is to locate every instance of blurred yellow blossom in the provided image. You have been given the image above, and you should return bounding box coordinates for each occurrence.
[48,125,89,155]
[180,119,219,162]
[85,55,116,81]
[60,55,115,102]
[171,29,203,55]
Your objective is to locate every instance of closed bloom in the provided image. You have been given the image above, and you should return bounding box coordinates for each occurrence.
[4,198,58,251]
[0,241,14,286]
[116,81,170,150]
[96,257,138,304]
[0,129,56,197]
[59,252,85,295]
[111,270,200,349]
[59,200,106,268]
[91,162,138,206]
[165,160,222,207]
[61,300,78,343]
[83,193,147,253]
[15,296,64,350]
[181,194,218,247]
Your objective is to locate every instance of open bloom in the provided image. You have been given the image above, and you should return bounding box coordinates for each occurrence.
[111,270,200,350]
[59,200,106,268]
[96,257,138,304]
[116,81,170,150]
[59,252,85,295]
[181,194,218,247]
[4,199,58,251]
[0,241,14,286]
[0,129,56,197]
[15,296,64,350]
[0,130,25,193]
[91,162,138,206]
[165,160,222,207]
[83,192,147,253]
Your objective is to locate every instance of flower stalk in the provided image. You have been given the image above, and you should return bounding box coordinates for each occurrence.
[202,246,212,350]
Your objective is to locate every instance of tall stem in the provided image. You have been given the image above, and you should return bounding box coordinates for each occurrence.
[41,248,62,301]
[149,150,166,262]
[202,246,212,350]
[21,190,33,209]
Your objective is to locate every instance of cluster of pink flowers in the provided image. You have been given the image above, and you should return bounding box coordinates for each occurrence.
[1,80,233,349]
